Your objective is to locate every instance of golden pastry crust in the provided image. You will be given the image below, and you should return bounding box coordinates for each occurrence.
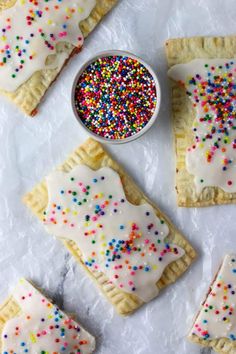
[188,334,236,354]
[23,138,197,315]
[0,0,118,116]
[0,0,16,11]
[0,296,20,350]
[165,36,236,207]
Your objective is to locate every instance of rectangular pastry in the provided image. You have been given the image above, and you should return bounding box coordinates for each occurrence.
[166,36,236,207]
[0,278,95,353]
[0,0,118,116]
[188,254,236,354]
[23,138,197,315]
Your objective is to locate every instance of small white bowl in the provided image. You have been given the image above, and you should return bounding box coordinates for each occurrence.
[71,50,161,144]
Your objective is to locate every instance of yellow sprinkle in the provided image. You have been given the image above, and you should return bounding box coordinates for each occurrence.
[73,211,78,216]
[78,6,84,13]
[30,333,37,343]
[65,208,70,213]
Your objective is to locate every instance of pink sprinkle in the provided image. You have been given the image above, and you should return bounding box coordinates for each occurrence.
[59,31,67,38]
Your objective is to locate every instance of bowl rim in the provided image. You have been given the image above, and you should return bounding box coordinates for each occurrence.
[71,49,161,144]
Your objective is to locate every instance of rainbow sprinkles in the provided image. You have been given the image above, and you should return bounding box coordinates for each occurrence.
[44,165,185,302]
[74,55,158,140]
[169,59,236,195]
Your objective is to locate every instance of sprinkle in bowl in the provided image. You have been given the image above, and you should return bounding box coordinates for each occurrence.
[71,50,161,144]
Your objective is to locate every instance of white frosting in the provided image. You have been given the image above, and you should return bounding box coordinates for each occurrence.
[43,165,185,302]
[168,59,236,194]
[190,254,236,341]
[0,0,96,92]
[2,279,96,353]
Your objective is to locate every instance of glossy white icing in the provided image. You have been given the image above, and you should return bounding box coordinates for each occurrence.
[0,0,96,92]
[2,279,96,353]
[168,59,236,194]
[43,165,185,302]
[190,254,236,341]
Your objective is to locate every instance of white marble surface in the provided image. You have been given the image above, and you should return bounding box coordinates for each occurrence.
[0,0,236,353]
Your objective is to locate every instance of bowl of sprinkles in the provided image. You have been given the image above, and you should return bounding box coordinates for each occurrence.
[72,50,160,143]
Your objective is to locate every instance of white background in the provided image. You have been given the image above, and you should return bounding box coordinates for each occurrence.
[0,1,236,353]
